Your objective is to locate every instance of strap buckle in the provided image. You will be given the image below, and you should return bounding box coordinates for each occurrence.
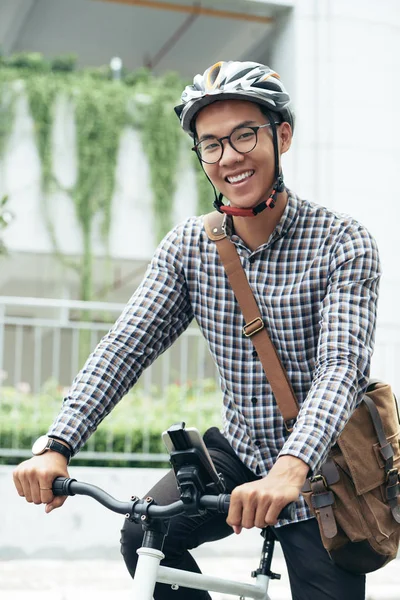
[243,317,264,338]
[386,467,399,484]
[310,474,328,489]
[284,419,295,433]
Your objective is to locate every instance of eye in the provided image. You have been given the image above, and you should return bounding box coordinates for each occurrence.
[236,130,255,141]
[202,140,220,153]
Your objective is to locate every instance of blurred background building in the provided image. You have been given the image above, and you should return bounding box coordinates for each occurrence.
[0,0,399,464]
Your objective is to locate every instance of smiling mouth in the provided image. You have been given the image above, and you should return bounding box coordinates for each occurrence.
[226,170,255,184]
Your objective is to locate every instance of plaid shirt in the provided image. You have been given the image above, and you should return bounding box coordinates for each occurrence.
[49,190,381,524]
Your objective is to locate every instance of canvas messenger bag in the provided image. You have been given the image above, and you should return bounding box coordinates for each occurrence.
[204,211,400,574]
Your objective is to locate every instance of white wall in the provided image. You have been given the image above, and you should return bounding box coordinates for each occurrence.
[278,0,400,335]
[1,0,399,329]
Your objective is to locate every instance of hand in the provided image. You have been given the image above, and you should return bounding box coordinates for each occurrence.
[227,455,309,534]
[13,452,70,513]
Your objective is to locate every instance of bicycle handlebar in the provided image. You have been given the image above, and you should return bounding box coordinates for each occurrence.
[52,477,296,521]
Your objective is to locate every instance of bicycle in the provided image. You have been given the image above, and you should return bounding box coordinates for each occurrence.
[52,423,295,600]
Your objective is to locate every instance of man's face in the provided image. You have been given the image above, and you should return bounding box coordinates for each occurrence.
[195,100,289,210]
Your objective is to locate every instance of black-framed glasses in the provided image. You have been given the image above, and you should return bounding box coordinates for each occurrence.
[192,124,275,164]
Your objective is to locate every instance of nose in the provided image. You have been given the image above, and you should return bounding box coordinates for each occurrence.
[219,139,244,167]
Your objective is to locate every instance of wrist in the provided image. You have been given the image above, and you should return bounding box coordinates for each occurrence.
[274,455,310,482]
[32,435,72,464]
[45,449,69,463]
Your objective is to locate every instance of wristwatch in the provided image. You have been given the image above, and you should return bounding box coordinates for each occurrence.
[32,435,72,464]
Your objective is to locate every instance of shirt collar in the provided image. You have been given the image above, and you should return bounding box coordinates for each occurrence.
[274,188,299,238]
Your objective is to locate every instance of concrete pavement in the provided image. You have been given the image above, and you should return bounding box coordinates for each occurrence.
[1,549,399,600]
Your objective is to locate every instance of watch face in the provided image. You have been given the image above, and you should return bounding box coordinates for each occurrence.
[32,435,49,455]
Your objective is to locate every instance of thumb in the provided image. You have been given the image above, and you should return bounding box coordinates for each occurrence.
[45,495,67,513]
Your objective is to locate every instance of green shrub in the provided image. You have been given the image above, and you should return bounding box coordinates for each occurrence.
[0,379,223,466]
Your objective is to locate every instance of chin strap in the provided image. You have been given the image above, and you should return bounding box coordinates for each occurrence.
[210,111,285,218]
[214,174,284,217]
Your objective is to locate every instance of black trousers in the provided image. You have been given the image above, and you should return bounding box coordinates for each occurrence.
[120,429,366,600]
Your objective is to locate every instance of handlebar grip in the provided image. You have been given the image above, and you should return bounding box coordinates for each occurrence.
[278,502,296,521]
[52,476,77,496]
[217,494,231,514]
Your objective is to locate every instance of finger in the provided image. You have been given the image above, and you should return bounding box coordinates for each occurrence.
[13,471,25,497]
[264,498,285,526]
[241,497,257,529]
[39,476,57,505]
[255,502,271,529]
[232,524,242,535]
[45,495,67,513]
[19,473,33,503]
[30,478,43,505]
[226,492,244,529]
[39,487,54,505]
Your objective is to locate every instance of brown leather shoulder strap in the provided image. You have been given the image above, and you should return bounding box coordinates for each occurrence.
[203,211,226,241]
[203,212,299,424]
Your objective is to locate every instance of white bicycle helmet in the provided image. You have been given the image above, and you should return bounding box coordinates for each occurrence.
[174,61,294,217]
[175,60,294,135]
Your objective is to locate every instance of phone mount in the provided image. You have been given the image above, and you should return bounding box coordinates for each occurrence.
[166,422,225,514]
[135,423,226,553]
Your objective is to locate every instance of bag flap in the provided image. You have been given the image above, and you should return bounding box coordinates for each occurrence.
[337,383,400,495]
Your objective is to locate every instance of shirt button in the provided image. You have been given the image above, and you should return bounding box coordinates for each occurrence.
[252,349,258,358]
[248,256,255,264]
[251,397,258,405]
[255,440,262,447]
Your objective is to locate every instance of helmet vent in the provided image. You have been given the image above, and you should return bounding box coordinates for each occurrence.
[206,62,223,90]
[228,67,256,82]
[253,81,282,92]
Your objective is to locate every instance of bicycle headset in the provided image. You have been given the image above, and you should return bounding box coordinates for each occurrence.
[174,60,295,217]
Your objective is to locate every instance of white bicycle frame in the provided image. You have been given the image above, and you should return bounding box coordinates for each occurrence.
[132,545,272,600]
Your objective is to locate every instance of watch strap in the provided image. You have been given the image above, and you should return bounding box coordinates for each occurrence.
[47,438,72,463]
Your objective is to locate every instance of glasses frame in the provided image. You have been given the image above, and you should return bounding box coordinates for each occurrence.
[192,123,277,164]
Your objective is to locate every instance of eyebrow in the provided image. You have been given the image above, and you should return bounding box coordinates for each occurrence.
[198,120,258,142]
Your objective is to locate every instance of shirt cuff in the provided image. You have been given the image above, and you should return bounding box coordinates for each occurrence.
[278,428,331,473]
[47,414,88,456]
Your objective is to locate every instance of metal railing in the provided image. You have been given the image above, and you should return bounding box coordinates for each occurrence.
[0,296,219,462]
[0,296,399,463]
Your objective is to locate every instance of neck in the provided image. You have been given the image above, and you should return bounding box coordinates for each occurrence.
[232,189,288,251]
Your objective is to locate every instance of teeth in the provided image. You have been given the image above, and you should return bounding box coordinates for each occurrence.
[227,170,254,184]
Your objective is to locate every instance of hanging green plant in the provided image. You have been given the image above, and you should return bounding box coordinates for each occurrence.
[0,53,209,301]
[0,78,17,160]
[138,71,183,241]
[24,74,58,191]
[73,76,132,300]
[23,73,79,275]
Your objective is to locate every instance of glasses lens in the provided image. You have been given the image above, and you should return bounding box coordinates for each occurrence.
[230,127,257,154]
[197,137,222,164]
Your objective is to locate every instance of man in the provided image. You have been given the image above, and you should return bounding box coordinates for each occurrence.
[13,61,380,599]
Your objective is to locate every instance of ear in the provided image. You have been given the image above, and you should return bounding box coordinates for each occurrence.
[279,122,293,155]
